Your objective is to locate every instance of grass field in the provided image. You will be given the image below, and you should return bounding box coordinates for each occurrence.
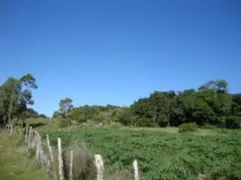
[1,126,241,180]
[0,131,48,180]
[44,127,241,180]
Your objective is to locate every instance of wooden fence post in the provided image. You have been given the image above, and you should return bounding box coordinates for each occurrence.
[10,124,13,136]
[133,159,139,180]
[47,134,57,180]
[28,126,33,147]
[47,135,54,166]
[58,138,64,180]
[25,125,29,144]
[69,150,73,180]
[94,154,104,180]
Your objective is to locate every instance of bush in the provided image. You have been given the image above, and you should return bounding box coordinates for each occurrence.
[225,116,241,129]
[25,117,49,128]
[62,144,96,180]
[136,117,155,127]
[59,119,72,128]
[178,122,199,133]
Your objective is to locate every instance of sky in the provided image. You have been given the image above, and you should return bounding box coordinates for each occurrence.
[1,0,241,117]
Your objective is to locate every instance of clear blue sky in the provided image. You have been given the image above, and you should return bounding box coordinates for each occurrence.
[1,0,241,117]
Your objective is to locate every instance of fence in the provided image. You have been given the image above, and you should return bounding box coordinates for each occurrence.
[6,124,140,180]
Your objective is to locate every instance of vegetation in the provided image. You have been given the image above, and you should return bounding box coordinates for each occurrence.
[45,128,241,180]
[1,74,241,179]
[1,75,241,129]
[0,74,39,127]
[62,145,96,180]
[0,131,48,180]
[178,122,199,133]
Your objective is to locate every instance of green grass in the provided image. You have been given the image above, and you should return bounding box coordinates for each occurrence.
[0,125,240,180]
[0,131,48,180]
[45,127,241,180]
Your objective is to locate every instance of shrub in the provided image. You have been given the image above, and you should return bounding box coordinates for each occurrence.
[115,169,133,180]
[25,117,49,128]
[225,116,241,129]
[59,119,72,128]
[178,122,199,133]
[136,117,155,127]
[62,145,96,180]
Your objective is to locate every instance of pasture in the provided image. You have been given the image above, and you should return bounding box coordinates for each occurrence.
[44,127,241,180]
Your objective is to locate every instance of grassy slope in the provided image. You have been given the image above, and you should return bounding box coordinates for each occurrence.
[0,131,48,180]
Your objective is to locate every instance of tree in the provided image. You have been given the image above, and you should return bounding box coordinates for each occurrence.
[52,111,62,119]
[115,108,136,126]
[59,98,73,118]
[0,74,38,126]
[22,108,39,119]
[198,80,228,93]
[0,77,20,125]
[131,98,153,119]
[193,98,215,125]
[131,91,175,127]
[19,74,38,105]
[170,90,197,126]
[149,91,172,127]
[231,94,241,116]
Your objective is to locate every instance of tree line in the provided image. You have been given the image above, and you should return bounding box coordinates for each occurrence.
[128,80,241,128]
[55,80,241,129]
[1,74,241,129]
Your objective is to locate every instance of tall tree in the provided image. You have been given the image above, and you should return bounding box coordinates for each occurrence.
[0,77,20,124]
[0,74,38,126]
[59,98,73,118]
[149,91,172,127]
[19,74,38,105]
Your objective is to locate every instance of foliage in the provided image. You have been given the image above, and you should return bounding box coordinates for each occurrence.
[1,76,241,129]
[59,98,73,118]
[46,128,241,180]
[25,117,50,128]
[67,105,121,124]
[115,107,136,126]
[178,122,199,133]
[0,74,38,126]
[131,91,175,127]
[48,79,241,130]
[59,119,72,128]
[128,80,241,128]
[225,116,241,129]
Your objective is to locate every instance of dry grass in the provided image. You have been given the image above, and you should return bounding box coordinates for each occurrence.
[62,143,96,180]
[115,169,134,180]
